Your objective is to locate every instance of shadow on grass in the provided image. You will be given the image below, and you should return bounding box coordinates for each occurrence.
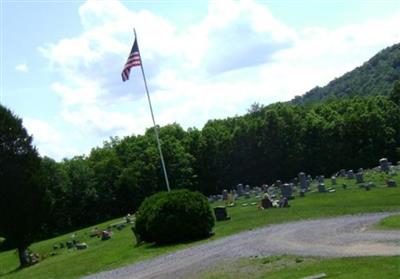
[0,266,23,277]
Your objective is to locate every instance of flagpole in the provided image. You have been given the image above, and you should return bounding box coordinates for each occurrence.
[134,29,171,192]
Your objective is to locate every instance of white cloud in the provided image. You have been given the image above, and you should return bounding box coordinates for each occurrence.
[15,63,28,72]
[37,0,400,159]
[23,118,79,161]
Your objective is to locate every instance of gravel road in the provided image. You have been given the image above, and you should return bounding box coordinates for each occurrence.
[84,212,400,279]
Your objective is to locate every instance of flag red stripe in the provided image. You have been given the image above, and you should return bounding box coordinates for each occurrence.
[121,38,141,82]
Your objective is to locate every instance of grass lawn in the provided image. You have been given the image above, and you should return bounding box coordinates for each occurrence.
[375,214,400,230]
[192,255,400,279]
[0,170,399,278]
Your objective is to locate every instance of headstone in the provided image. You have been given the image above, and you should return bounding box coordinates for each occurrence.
[76,242,88,250]
[226,191,235,205]
[355,172,364,184]
[117,223,126,231]
[245,185,251,193]
[387,180,397,187]
[66,241,74,249]
[306,179,311,189]
[214,206,231,221]
[267,186,276,198]
[339,169,346,177]
[358,168,363,173]
[331,176,336,186]
[222,189,228,200]
[318,175,324,184]
[300,189,305,197]
[101,231,111,241]
[281,183,293,199]
[236,184,244,196]
[261,184,268,192]
[380,158,390,172]
[299,172,307,191]
[347,170,354,179]
[318,183,326,193]
[232,189,238,198]
[253,187,261,196]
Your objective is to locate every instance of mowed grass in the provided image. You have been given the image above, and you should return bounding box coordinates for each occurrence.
[192,255,400,279]
[0,170,400,278]
[376,214,400,230]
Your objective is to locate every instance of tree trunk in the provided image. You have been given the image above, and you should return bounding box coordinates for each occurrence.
[17,246,29,267]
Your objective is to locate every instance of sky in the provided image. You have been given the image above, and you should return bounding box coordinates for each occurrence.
[1,0,400,161]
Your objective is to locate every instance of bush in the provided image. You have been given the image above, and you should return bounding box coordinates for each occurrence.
[134,189,215,244]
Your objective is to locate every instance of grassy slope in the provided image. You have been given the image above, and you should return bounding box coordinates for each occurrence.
[193,256,400,279]
[0,170,399,278]
[376,214,400,230]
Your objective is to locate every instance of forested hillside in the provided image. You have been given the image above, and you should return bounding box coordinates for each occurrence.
[292,43,400,104]
[3,43,400,242]
[28,95,400,237]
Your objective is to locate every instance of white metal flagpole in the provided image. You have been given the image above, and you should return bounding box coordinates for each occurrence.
[134,29,171,192]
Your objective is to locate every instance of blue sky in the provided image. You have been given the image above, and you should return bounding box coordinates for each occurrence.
[1,0,400,160]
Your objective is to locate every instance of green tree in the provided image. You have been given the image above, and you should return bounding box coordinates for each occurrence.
[0,105,50,267]
[389,80,400,105]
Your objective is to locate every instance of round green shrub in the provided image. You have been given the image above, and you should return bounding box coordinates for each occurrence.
[134,189,215,244]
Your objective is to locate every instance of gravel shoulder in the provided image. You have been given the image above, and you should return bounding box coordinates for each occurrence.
[84,212,400,279]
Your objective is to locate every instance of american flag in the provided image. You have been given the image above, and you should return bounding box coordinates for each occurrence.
[121,37,141,82]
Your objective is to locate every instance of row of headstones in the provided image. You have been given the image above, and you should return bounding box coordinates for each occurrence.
[210,158,398,202]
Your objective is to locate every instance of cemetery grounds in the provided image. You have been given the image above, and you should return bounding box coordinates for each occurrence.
[0,169,400,278]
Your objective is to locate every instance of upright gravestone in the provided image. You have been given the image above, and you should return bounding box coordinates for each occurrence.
[347,170,354,179]
[339,169,346,177]
[236,184,244,197]
[299,172,307,191]
[268,186,276,197]
[275,180,282,188]
[387,180,397,187]
[232,189,238,198]
[281,183,293,199]
[331,176,336,186]
[214,206,231,221]
[318,183,326,193]
[355,172,364,184]
[318,175,324,184]
[222,189,228,200]
[306,179,311,190]
[261,184,268,192]
[380,158,390,172]
[245,184,251,193]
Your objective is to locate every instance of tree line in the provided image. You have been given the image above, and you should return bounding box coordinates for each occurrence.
[2,93,400,262]
[40,95,400,236]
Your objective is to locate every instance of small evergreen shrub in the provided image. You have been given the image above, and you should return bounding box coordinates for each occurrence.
[134,189,215,244]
